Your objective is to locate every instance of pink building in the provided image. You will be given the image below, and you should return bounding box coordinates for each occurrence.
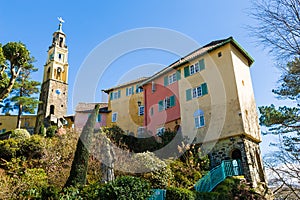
[140,68,181,135]
[74,103,109,132]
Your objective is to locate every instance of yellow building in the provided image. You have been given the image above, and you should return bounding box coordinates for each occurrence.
[174,37,265,187]
[103,77,148,137]
[0,115,37,134]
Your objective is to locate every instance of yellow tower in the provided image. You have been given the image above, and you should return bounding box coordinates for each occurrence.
[35,18,69,132]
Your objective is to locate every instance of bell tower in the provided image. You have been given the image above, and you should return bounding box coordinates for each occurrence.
[35,17,69,133]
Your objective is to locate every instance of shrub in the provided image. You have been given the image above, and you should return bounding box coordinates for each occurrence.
[133,152,173,189]
[195,192,221,200]
[19,135,45,159]
[46,126,57,137]
[166,187,195,200]
[10,129,31,139]
[0,138,19,160]
[99,176,152,200]
[39,124,46,137]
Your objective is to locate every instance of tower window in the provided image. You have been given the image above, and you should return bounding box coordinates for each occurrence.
[50,105,55,115]
[59,37,63,47]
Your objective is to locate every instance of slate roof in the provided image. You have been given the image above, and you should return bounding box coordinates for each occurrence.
[140,36,254,86]
[75,103,108,113]
[102,77,149,93]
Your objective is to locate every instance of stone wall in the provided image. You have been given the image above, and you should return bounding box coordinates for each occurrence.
[201,135,267,188]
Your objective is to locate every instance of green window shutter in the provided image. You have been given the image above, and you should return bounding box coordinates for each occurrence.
[118,90,121,98]
[164,76,168,86]
[158,100,163,112]
[110,92,113,100]
[126,88,129,96]
[131,86,134,94]
[184,66,190,77]
[186,89,192,101]
[201,83,208,95]
[136,84,139,93]
[176,70,181,80]
[170,95,175,107]
[97,114,102,122]
[199,59,205,71]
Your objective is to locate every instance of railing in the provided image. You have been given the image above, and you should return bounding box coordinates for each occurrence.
[148,189,166,200]
[194,159,243,192]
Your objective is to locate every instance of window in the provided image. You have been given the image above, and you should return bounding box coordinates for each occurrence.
[137,127,145,137]
[184,59,205,77]
[50,105,55,115]
[164,70,181,86]
[152,81,156,92]
[96,114,102,122]
[190,62,200,75]
[168,73,177,85]
[156,127,165,136]
[138,106,144,116]
[194,109,205,128]
[186,83,208,101]
[112,112,118,122]
[59,37,63,47]
[192,86,202,98]
[150,107,154,116]
[126,86,134,96]
[110,90,121,100]
[136,85,143,93]
[158,95,175,111]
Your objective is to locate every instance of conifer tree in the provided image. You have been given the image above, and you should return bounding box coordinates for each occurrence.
[65,104,100,187]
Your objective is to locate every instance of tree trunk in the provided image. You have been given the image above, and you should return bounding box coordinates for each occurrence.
[16,104,22,129]
[0,77,16,101]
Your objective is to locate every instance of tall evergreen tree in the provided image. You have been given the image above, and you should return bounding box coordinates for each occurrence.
[65,104,100,187]
[9,67,40,129]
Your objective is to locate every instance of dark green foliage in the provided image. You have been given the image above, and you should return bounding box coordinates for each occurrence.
[195,192,221,200]
[46,126,57,137]
[99,176,152,200]
[39,124,46,136]
[105,125,182,154]
[0,138,19,160]
[19,135,45,159]
[166,187,195,200]
[0,42,35,101]
[65,104,100,187]
[0,135,45,161]
[169,144,209,188]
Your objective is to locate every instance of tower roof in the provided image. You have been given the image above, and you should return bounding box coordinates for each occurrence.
[55,17,65,35]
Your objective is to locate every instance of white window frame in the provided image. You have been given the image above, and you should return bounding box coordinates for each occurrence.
[138,105,144,116]
[168,73,177,85]
[137,127,145,137]
[112,112,118,122]
[152,81,156,92]
[127,87,133,96]
[190,63,200,75]
[156,127,165,136]
[194,114,205,128]
[164,97,171,110]
[192,86,202,98]
[113,92,119,99]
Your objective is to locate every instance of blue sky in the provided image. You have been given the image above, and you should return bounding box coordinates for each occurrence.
[1,0,284,153]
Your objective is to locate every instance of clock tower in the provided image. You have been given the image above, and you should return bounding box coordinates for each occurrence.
[35,18,69,133]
